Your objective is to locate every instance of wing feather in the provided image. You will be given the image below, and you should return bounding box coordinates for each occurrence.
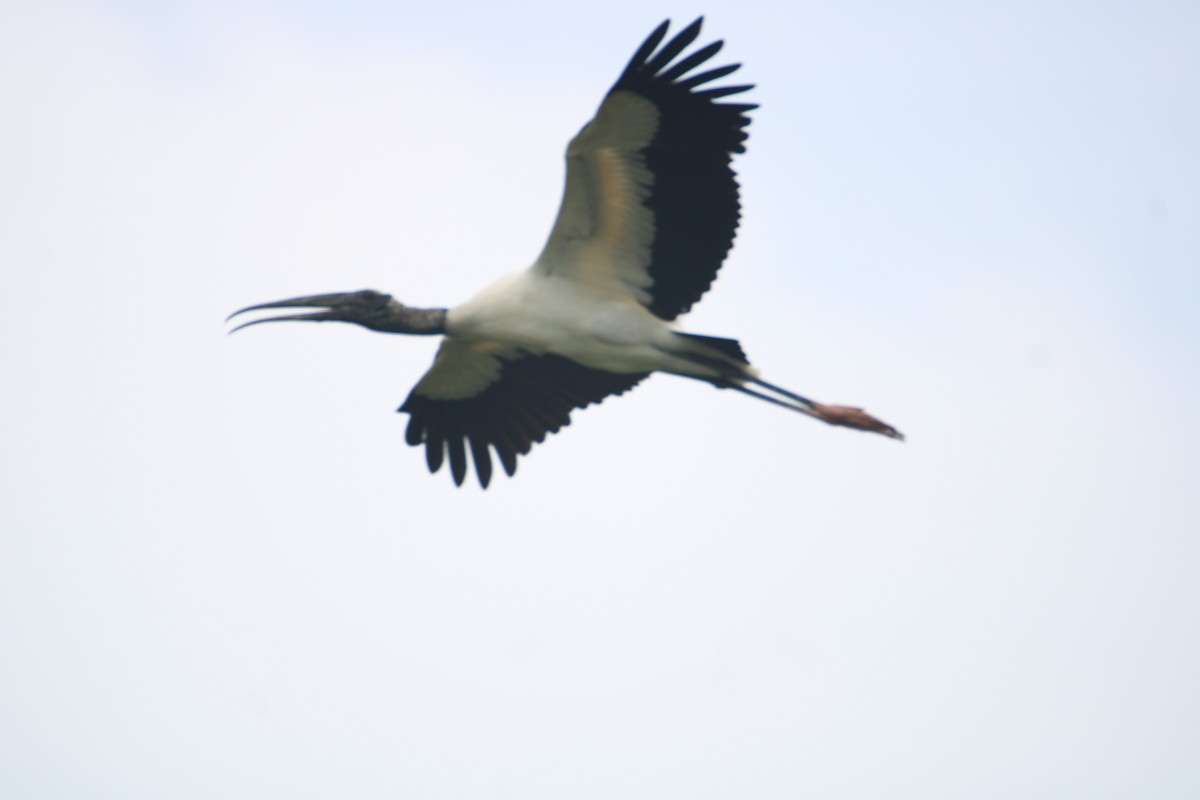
[399,341,648,488]
[534,18,754,321]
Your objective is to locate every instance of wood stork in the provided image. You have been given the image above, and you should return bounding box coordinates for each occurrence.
[229,18,903,488]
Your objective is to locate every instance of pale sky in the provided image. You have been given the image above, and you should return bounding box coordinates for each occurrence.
[2,1,1198,798]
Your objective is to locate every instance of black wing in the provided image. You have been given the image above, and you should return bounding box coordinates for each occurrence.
[399,342,648,488]
[533,17,755,321]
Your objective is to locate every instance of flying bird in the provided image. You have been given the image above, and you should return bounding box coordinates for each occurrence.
[229,18,902,488]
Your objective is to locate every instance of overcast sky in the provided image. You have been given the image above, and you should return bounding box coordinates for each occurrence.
[2,1,1198,797]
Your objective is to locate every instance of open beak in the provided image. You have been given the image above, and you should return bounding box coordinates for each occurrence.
[226,293,354,334]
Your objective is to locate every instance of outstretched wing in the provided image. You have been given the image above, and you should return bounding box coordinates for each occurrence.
[399,341,648,488]
[533,17,755,321]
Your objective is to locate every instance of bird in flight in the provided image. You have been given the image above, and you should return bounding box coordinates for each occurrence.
[229,17,902,488]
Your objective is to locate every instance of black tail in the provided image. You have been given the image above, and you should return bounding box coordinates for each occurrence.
[674,333,750,365]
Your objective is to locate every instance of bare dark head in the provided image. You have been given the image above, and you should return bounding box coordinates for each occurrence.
[227,290,446,335]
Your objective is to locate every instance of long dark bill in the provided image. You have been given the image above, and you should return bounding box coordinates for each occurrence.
[225,293,355,334]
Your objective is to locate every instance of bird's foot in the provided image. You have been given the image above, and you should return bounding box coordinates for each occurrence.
[809,402,904,441]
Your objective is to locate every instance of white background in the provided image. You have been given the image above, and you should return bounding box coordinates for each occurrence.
[2,1,1197,797]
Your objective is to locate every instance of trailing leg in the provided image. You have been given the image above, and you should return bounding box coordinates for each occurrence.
[669,331,903,440]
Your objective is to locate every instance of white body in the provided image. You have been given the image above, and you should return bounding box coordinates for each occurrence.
[447,270,708,378]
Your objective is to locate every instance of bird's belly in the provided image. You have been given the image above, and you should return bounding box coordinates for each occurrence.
[447,273,686,374]
[548,321,675,373]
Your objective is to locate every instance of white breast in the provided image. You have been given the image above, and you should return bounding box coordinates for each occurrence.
[445,270,688,375]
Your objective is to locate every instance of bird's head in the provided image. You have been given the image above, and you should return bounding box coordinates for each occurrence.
[227,290,445,335]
